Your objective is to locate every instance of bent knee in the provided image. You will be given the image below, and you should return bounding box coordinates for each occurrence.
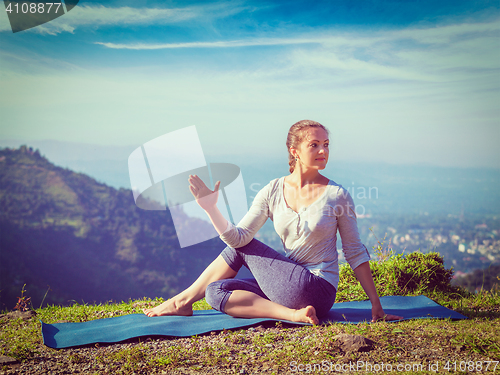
[205,281,229,313]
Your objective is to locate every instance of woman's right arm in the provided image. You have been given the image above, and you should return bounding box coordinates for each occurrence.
[219,183,270,248]
[188,175,227,235]
[188,175,271,246]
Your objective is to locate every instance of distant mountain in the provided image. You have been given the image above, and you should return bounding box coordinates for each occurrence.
[0,146,225,310]
[0,140,136,189]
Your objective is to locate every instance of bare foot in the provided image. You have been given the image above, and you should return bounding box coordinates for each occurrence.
[292,306,319,325]
[143,299,193,317]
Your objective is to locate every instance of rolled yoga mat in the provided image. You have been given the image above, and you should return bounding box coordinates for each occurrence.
[42,295,467,349]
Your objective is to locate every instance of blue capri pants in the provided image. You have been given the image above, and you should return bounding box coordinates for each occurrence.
[205,239,337,317]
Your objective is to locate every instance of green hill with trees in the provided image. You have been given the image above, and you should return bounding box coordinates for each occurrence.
[0,146,223,310]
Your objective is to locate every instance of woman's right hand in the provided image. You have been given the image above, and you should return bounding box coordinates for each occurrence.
[188,175,221,211]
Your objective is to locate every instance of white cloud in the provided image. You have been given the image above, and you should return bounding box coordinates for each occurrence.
[0,2,249,34]
[94,34,376,50]
[0,16,498,168]
[93,19,499,83]
[61,5,198,27]
[94,37,327,50]
[280,20,500,84]
[396,21,500,44]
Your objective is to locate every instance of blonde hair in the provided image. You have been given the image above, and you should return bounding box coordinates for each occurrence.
[286,120,329,173]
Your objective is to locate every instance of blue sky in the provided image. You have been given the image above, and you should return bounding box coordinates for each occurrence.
[0,0,499,168]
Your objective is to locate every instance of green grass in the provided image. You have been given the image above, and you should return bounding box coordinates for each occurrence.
[1,292,499,373]
[1,251,499,374]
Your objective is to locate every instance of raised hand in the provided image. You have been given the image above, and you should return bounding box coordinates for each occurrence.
[188,175,221,211]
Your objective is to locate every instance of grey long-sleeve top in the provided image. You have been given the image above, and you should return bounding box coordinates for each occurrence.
[220,176,370,290]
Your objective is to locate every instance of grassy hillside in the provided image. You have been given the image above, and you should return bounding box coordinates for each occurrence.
[1,147,499,374]
[1,253,499,374]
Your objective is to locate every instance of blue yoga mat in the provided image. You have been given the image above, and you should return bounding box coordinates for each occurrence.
[42,295,466,349]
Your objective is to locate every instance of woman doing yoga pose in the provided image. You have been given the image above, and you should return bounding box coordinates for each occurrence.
[144,120,403,324]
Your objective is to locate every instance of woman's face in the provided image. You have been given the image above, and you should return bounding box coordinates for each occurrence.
[292,128,329,171]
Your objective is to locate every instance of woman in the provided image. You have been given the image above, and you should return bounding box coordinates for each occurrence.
[144,120,402,324]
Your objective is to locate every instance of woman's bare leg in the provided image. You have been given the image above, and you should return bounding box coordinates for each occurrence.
[224,290,319,325]
[144,254,237,317]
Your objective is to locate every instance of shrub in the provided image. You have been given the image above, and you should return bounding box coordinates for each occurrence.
[337,251,458,302]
